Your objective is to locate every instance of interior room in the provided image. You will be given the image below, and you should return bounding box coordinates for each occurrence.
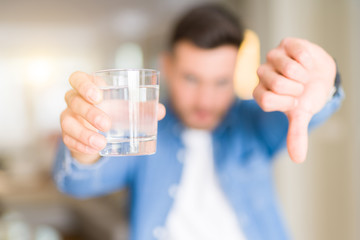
[0,0,359,239]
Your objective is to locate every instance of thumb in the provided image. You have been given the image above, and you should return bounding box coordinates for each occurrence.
[286,110,312,163]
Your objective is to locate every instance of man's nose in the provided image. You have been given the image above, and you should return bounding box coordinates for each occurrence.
[196,85,215,109]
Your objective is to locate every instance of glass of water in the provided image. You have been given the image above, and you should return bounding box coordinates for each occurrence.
[93,69,160,156]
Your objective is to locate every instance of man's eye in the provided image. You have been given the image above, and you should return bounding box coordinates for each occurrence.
[216,79,230,87]
[185,74,197,83]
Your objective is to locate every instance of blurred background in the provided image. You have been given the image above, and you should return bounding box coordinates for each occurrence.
[0,0,359,239]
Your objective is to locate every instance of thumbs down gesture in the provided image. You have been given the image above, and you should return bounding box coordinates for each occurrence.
[253,38,337,163]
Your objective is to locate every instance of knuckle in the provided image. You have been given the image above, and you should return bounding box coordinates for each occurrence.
[60,117,72,131]
[65,90,75,106]
[290,83,304,97]
[74,141,86,153]
[260,93,273,112]
[295,38,309,47]
[266,50,276,62]
[63,135,81,152]
[70,71,85,81]
[69,94,82,109]
[272,78,285,93]
[256,65,266,78]
[63,135,73,146]
[295,49,308,62]
[252,85,260,99]
[253,83,263,96]
[283,62,296,77]
[85,106,99,123]
[296,84,305,95]
[60,110,70,127]
[78,81,91,95]
[70,71,82,78]
[79,129,91,145]
[280,37,290,47]
[69,71,84,86]
[70,71,93,94]
[60,110,66,123]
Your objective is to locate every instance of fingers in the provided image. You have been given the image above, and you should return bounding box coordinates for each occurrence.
[286,110,312,163]
[69,71,102,104]
[257,65,304,97]
[60,109,107,154]
[253,83,298,112]
[280,38,313,70]
[158,103,166,121]
[65,89,111,132]
[63,134,98,155]
[266,48,309,84]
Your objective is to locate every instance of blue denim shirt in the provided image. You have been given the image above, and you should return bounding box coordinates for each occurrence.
[54,84,344,240]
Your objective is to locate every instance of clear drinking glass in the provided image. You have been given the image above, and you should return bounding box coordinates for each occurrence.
[93,69,160,156]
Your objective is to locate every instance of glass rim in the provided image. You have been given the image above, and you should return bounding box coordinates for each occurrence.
[94,68,160,75]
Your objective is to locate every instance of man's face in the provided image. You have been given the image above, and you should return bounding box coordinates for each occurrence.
[163,40,238,130]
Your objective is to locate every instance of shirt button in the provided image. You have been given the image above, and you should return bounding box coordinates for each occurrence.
[168,184,178,198]
[153,226,167,239]
[176,149,185,163]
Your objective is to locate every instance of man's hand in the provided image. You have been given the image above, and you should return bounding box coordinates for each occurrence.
[60,71,166,164]
[253,38,336,163]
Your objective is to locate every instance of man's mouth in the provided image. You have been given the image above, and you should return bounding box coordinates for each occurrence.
[193,110,213,120]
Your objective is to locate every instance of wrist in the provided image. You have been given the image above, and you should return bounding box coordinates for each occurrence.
[327,66,341,101]
[71,151,101,165]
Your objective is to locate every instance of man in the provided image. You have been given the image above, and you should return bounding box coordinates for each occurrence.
[54,4,344,240]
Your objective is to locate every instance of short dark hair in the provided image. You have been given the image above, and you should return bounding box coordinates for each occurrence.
[169,4,245,50]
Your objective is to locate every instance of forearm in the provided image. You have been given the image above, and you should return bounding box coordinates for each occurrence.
[53,140,132,198]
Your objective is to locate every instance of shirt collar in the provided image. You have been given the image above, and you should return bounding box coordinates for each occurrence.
[160,98,242,138]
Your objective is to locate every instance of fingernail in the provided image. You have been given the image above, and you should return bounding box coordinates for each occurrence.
[88,88,100,102]
[94,115,110,131]
[89,135,106,150]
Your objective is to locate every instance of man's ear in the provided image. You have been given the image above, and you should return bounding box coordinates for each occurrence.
[233,29,260,100]
[160,51,173,84]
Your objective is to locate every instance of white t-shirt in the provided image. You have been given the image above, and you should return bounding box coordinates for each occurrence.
[165,128,246,240]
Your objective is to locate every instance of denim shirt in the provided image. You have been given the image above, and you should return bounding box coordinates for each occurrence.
[53,81,344,240]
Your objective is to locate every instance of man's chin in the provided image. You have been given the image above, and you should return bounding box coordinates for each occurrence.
[183,119,218,130]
